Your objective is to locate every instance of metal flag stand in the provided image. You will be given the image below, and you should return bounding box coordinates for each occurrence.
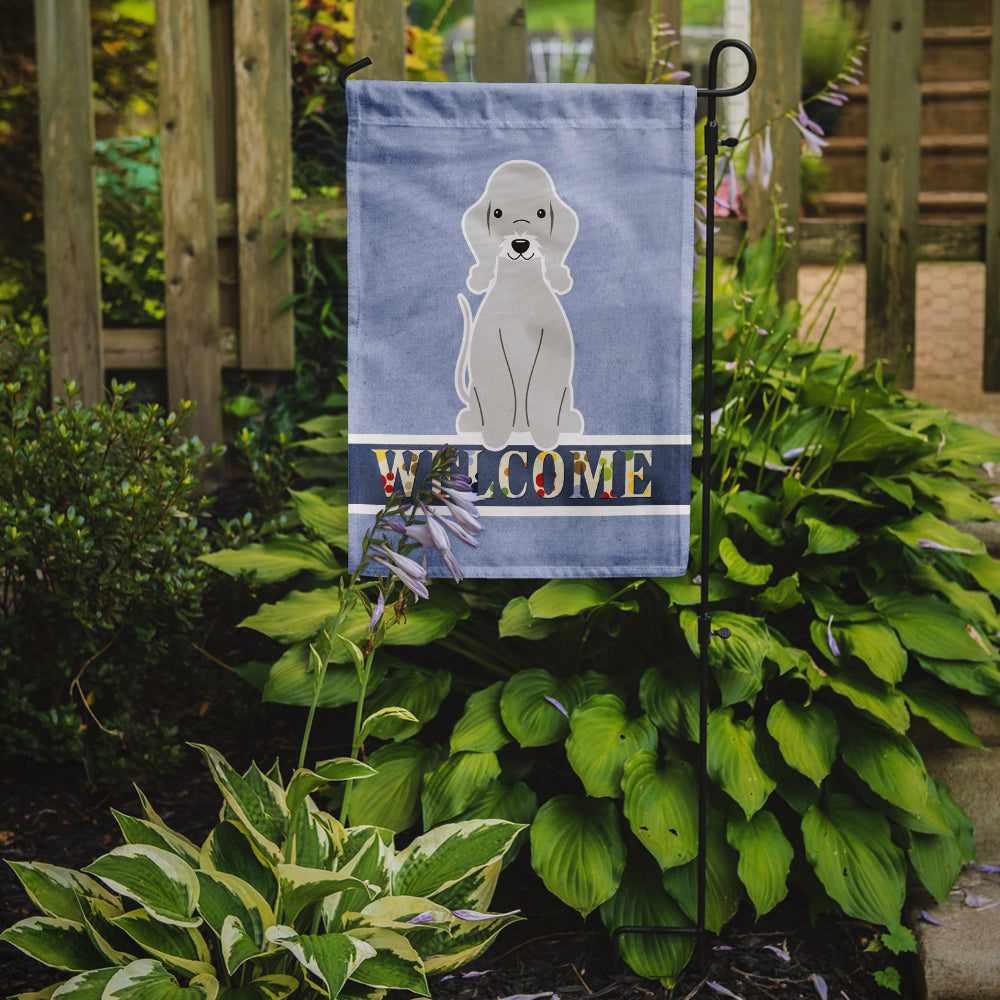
[339,37,757,973]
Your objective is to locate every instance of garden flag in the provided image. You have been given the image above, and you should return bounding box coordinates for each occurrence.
[346,80,696,578]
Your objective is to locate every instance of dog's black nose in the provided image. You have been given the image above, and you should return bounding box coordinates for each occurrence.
[510,239,530,255]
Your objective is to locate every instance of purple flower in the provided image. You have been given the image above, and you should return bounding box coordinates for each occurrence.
[791,104,829,156]
[706,983,742,999]
[439,494,482,537]
[747,125,773,190]
[917,538,973,554]
[812,974,828,1000]
[544,695,569,718]
[451,908,520,921]
[827,615,841,658]
[371,543,429,600]
[407,911,438,925]
[763,944,790,961]
[367,591,385,631]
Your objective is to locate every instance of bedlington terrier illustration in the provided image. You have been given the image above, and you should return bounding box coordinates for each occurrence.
[455,159,584,452]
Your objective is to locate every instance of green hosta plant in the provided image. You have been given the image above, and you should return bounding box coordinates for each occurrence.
[1,743,523,999]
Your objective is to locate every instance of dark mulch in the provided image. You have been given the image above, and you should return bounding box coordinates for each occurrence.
[1,743,915,1000]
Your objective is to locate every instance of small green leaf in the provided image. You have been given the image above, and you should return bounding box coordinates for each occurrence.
[288,488,348,547]
[838,718,929,817]
[719,537,773,585]
[874,594,995,662]
[707,708,776,818]
[765,700,838,786]
[527,579,616,618]
[499,670,584,747]
[200,536,341,584]
[346,740,441,832]
[498,597,563,639]
[727,811,793,917]
[450,682,511,754]
[421,751,502,828]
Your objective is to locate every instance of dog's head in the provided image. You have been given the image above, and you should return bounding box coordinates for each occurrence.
[462,160,578,295]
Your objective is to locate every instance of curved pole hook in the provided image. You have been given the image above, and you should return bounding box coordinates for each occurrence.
[697,38,756,99]
[337,56,373,90]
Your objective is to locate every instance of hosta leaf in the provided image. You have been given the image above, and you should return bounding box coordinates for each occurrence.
[195,871,273,973]
[900,680,982,748]
[215,976,299,1000]
[103,959,218,1000]
[285,759,376,822]
[276,865,374,925]
[260,643,388,709]
[874,593,995,662]
[46,967,118,998]
[660,809,741,933]
[199,822,278,910]
[916,655,1000,697]
[565,695,658,798]
[288,488,349,547]
[755,573,804,614]
[724,490,784,545]
[452,779,538,827]
[803,517,859,556]
[530,795,626,917]
[76,895,137,967]
[718,537,772,586]
[639,664,699,742]
[112,812,201,868]
[707,708,775,818]
[834,621,907,684]
[935,421,1000,464]
[200,535,341,584]
[802,793,906,926]
[621,751,699,870]
[909,830,965,905]
[885,512,985,557]
[423,907,522,974]
[0,917,106,971]
[393,820,524,900]
[362,667,451,740]
[450,682,511,754]
[727,811,793,917]
[655,572,737,606]
[346,740,442,832]
[765,700,838,786]
[499,670,584,747]
[808,661,909,732]
[527,579,616,618]
[497,596,564,639]
[83,846,200,928]
[322,829,393,931]
[345,926,428,994]
[966,553,1000,597]
[599,853,694,987]
[190,745,287,862]
[910,562,1000,633]
[680,610,770,706]
[421,751,502,828]
[906,473,998,522]
[265,926,375,998]
[5,862,117,923]
[838,719,928,816]
[111,909,214,978]
[835,410,927,463]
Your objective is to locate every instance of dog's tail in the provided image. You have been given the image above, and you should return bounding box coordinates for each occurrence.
[455,293,473,405]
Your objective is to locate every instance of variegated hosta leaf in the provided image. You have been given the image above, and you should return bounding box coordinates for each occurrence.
[277,864,376,925]
[4,862,118,922]
[661,810,742,934]
[46,966,118,997]
[529,795,626,917]
[112,811,202,868]
[83,845,200,928]
[323,829,393,931]
[190,745,287,863]
[802,793,906,926]
[344,926,429,995]
[424,859,501,915]
[727,810,793,918]
[265,925,375,998]
[214,975,299,1000]
[77,894,136,966]
[195,871,274,974]
[421,906,523,975]
[0,916,107,971]
[288,802,343,870]
[765,700,838,786]
[102,958,218,999]
[565,695,658,799]
[347,740,443,832]
[200,822,278,910]
[285,760,376,823]
[450,682,511,754]
[838,718,929,817]
[599,854,694,987]
[706,707,776,819]
[110,908,214,979]
[421,751,502,829]
[499,669,585,747]
[621,751,699,871]
[391,820,524,901]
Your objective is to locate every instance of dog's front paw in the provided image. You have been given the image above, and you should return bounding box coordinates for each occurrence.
[544,264,573,295]
[466,264,494,295]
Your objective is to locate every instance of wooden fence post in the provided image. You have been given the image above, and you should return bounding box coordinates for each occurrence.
[865,0,923,389]
[354,0,407,80]
[157,0,223,445]
[233,0,294,370]
[474,0,527,83]
[594,0,652,84]
[746,0,801,305]
[34,0,104,405]
[983,0,1000,390]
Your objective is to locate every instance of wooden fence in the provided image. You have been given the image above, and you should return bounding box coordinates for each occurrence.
[33,0,1000,445]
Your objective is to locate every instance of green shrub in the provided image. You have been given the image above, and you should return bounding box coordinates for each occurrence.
[1,743,524,997]
[208,233,1000,985]
[0,317,220,783]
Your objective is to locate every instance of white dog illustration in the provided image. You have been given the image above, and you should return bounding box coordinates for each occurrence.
[455,160,584,451]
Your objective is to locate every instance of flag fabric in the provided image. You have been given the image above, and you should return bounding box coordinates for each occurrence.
[346,79,696,578]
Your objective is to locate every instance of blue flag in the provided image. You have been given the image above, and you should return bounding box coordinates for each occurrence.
[347,80,695,578]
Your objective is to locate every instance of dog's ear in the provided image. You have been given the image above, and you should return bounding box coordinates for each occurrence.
[462,190,497,294]
[543,188,579,295]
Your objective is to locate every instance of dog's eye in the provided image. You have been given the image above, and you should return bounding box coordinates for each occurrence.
[537,209,547,219]
[493,208,503,219]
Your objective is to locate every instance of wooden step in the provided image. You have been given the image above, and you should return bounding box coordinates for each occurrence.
[822,134,988,193]
[922,25,992,82]
[813,190,987,222]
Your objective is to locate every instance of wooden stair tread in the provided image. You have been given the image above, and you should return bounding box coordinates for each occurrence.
[923,25,992,42]
[824,134,989,154]
[819,191,987,207]
[845,79,991,102]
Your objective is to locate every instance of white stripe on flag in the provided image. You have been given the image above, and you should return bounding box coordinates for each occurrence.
[349,504,689,517]
[347,433,691,446]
